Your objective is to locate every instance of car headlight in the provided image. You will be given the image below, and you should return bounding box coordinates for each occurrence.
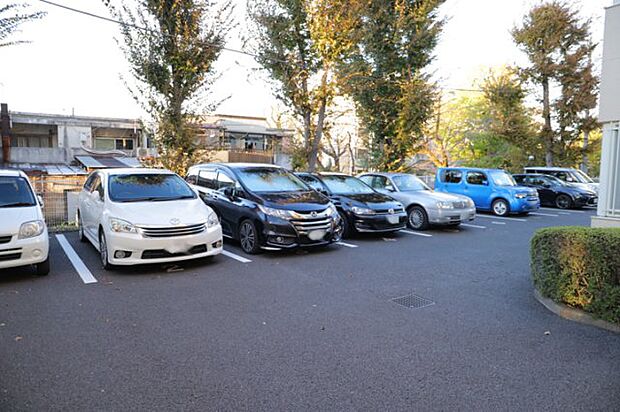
[258,205,294,220]
[206,211,219,228]
[18,220,45,239]
[109,217,138,233]
[326,204,339,217]
[351,206,375,215]
[466,198,475,207]
[436,201,453,209]
[515,193,527,199]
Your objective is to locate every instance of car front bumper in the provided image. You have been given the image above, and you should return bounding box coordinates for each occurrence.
[104,226,223,265]
[510,197,540,213]
[262,215,339,249]
[428,207,476,225]
[0,231,49,270]
[574,195,598,207]
[352,212,407,232]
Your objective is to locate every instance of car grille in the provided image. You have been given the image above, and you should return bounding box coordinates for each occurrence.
[373,208,405,215]
[451,201,468,209]
[291,218,332,235]
[0,248,22,262]
[138,223,206,238]
[0,235,12,245]
[141,244,208,259]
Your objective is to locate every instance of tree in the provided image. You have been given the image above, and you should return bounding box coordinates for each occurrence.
[0,3,45,48]
[246,0,361,172]
[418,68,540,172]
[105,0,234,175]
[340,0,444,171]
[512,1,598,168]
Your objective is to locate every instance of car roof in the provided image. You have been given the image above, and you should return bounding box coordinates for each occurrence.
[0,169,26,178]
[192,162,280,170]
[96,168,173,176]
[524,166,577,172]
[438,167,504,172]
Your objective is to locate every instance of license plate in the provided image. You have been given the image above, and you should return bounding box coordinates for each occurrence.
[387,215,399,224]
[308,230,326,241]
[592,198,598,204]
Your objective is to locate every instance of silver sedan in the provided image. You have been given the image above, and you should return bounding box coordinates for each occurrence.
[358,172,476,230]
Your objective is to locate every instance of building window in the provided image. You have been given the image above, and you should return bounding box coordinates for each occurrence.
[94,138,135,151]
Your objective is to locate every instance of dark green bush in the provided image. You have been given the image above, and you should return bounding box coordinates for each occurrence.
[531,226,620,324]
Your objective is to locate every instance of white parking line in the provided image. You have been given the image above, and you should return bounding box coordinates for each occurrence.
[476,215,528,222]
[491,221,506,225]
[221,250,252,263]
[541,207,585,214]
[400,230,433,237]
[336,241,359,248]
[530,212,559,217]
[55,234,97,284]
[461,223,487,229]
[558,212,571,215]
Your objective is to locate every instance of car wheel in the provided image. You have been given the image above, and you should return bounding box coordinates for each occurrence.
[407,205,429,230]
[78,212,86,243]
[33,257,50,276]
[333,212,350,241]
[99,231,112,270]
[239,220,261,255]
[555,194,573,209]
[491,199,510,217]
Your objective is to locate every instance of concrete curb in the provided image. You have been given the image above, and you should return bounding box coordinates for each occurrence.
[533,289,620,334]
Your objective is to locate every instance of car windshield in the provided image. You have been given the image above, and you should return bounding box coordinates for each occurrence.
[0,176,37,208]
[237,167,308,193]
[108,173,197,202]
[321,175,374,195]
[392,175,430,191]
[573,170,594,184]
[490,171,517,186]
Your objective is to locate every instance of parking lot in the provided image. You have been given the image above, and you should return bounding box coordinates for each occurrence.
[1,207,619,411]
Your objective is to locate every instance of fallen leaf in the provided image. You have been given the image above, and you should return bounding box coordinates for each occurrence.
[14,336,22,342]
[544,331,551,336]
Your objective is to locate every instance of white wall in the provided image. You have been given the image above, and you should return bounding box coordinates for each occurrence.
[599,4,620,123]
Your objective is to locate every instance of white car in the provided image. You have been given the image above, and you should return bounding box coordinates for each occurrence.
[0,169,49,276]
[77,168,223,269]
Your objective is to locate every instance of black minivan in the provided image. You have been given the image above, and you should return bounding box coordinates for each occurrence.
[186,163,340,254]
[295,172,406,238]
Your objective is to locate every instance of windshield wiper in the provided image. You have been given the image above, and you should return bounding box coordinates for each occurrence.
[118,195,194,203]
[0,202,35,208]
[151,195,195,201]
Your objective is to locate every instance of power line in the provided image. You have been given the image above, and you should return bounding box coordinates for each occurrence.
[37,0,257,59]
[37,0,484,93]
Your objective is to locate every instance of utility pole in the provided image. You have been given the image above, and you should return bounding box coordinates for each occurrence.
[1,103,11,164]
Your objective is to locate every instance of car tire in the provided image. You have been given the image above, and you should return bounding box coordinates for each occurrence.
[555,194,573,209]
[491,199,510,217]
[407,205,429,230]
[334,211,350,241]
[238,219,261,255]
[33,257,50,276]
[99,231,113,270]
[77,212,87,243]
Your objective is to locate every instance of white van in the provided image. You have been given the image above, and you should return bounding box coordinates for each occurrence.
[0,170,49,276]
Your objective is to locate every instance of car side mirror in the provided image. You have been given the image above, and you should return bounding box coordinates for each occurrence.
[223,186,236,199]
[542,183,551,188]
[37,195,44,208]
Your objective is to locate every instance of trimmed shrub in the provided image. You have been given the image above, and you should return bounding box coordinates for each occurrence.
[531,226,620,324]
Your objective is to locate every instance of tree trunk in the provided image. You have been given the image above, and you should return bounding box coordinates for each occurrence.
[580,129,589,174]
[308,71,329,172]
[542,77,554,166]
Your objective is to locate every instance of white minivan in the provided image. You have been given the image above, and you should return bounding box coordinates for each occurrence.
[0,170,49,276]
[77,168,223,269]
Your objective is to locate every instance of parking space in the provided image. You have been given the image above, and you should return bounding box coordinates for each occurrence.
[1,206,618,411]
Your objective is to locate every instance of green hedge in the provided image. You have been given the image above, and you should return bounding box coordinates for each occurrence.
[531,226,620,324]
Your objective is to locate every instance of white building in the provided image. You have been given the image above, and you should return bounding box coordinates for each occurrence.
[593,0,620,227]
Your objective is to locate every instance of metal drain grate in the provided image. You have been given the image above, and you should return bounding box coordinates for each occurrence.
[391,293,435,309]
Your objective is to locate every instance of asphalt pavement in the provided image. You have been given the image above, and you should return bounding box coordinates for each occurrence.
[1,207,619,411]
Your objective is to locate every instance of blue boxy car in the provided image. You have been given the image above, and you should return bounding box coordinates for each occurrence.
[434,168,540,216]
